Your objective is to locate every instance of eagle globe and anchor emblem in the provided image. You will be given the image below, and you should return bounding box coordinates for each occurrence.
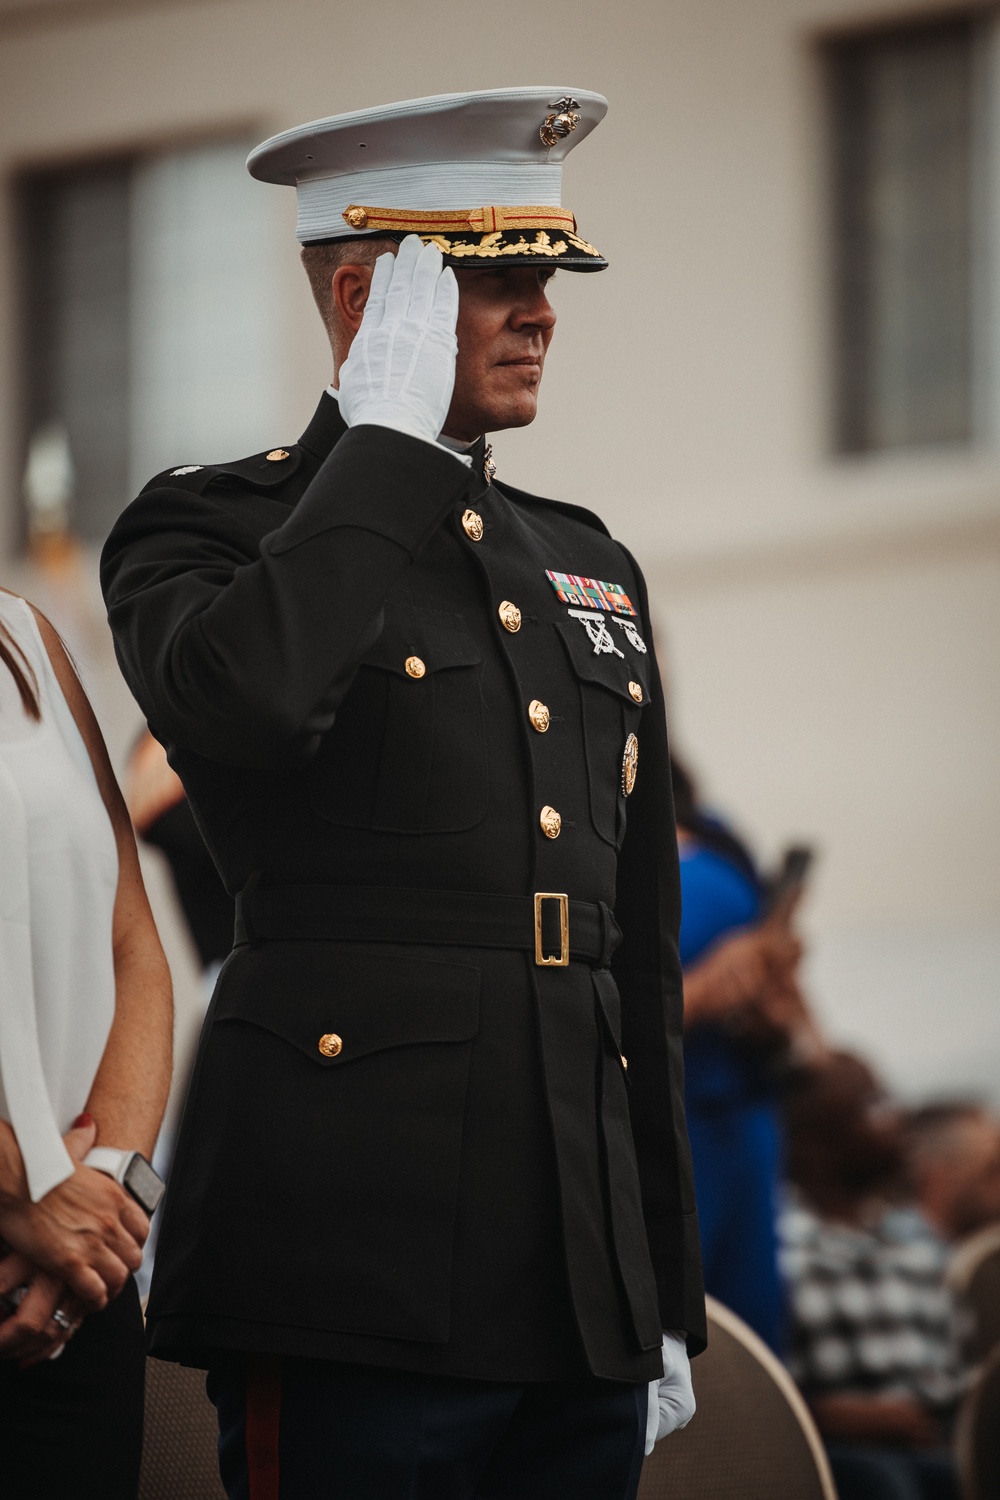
[539,97,582,148]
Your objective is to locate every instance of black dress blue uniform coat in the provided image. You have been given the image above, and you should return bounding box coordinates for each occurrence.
[101,393,706,1383]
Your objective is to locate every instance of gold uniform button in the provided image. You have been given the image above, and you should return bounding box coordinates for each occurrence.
[628,681,643,703]
[528,700,550,733]
[462,508,484,541]
[405,656,426,679]
[318,1033,343,1058]
[498,600,521,633]
[266,448,290,462]
[622,733,639,797]
[539,805,562,839]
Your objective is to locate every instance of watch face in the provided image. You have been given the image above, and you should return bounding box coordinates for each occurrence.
[123,1154,165,1214]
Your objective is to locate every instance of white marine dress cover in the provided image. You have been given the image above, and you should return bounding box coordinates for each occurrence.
[0,595,118,1201]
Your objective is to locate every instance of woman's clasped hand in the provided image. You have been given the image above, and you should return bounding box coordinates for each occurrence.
[0,1113,148,1366]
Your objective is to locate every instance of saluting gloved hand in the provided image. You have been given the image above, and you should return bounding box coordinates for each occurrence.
[338,234,460,447]
[644,1330,696,1454]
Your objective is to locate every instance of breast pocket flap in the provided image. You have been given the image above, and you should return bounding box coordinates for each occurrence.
[555,620,651,703]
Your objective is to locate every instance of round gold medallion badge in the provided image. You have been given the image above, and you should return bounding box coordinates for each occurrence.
[621,734,638,797]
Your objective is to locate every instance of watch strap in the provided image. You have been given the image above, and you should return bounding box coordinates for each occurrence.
[82,1147,165,1215]
[82,1147,129,1181]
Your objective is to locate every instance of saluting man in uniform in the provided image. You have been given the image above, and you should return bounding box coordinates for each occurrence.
[102,88,706,1500]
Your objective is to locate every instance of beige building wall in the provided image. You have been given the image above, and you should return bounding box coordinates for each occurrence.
[1,0,998,1106]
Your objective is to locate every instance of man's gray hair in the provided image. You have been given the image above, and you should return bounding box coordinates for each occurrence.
[300,237,397,334]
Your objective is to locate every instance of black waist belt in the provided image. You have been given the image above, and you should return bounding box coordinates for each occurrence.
[234,882,622,969]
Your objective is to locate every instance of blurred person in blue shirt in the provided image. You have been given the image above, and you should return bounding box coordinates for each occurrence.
[671,756,824,1353]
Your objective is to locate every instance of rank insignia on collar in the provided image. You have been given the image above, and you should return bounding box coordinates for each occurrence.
[483,443,497,485]
[568,609,625,657]
[611,616,646,653]
[545,571,636,617]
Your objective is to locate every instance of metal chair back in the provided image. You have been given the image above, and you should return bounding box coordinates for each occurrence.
[949,1224,1000,1364]
[139,1356,226,1500]
[638,1296,837,1500]
[956,1343,1000,1500]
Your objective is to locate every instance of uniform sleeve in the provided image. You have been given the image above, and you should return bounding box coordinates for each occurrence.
[101,426,475,768]
[611,544,707,1354]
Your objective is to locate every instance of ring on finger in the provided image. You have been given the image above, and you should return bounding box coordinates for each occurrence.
[51,1308,73,1334]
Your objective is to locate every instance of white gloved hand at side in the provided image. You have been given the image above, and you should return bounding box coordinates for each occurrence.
[644,1331,695,1455]
[338,234,460,447]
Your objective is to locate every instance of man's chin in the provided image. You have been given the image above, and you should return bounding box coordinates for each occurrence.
[485,389,540,433]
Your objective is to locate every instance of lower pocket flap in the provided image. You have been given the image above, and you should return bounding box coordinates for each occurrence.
[214,949,480,1065]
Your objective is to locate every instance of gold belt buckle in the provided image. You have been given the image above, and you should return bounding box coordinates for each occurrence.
[534,892,570,967]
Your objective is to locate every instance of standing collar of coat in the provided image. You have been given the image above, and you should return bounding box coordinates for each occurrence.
[299,389,488,475]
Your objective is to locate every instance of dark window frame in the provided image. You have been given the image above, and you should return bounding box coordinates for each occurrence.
[825,11,985,455]
[16,156,133,545]
[12,126,266,550]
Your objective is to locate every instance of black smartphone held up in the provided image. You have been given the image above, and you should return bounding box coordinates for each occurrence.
[763,844,814,921]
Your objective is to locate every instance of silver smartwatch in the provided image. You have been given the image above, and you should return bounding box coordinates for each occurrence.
[82,1147,165,1216]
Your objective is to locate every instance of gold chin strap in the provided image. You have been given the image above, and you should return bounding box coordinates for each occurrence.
[342,204,578,234]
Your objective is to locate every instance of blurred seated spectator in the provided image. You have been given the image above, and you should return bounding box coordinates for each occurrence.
[673,754,824,1354]
[904,1102,1000,1243]
[781,1052,963,1500]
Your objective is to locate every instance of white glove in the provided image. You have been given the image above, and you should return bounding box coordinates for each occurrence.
[338,233,460,447]
[644,1331,695,1455]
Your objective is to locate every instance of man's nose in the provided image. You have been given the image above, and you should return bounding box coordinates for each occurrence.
[511,287,557,332]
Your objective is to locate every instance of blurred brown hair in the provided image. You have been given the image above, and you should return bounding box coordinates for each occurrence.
[785,1051,907,1216]
[0,621,40,720]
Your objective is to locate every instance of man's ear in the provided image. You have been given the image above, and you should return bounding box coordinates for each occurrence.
[332,264,375,336]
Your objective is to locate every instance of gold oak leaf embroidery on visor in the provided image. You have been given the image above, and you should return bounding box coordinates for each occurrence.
[419,231,602,260]
[425,231,564,259]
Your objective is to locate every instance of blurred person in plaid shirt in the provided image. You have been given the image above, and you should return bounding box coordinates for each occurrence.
[779,1052,963,1500]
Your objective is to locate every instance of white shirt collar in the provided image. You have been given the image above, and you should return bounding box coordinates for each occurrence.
[436,431,477,454]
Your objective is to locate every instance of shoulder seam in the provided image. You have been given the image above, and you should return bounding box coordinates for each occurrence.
[140,445,303,496]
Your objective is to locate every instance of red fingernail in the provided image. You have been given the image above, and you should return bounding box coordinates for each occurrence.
[71,1113,93,1129]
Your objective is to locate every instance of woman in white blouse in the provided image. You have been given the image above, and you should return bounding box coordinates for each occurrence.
[0,589,172,1500]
